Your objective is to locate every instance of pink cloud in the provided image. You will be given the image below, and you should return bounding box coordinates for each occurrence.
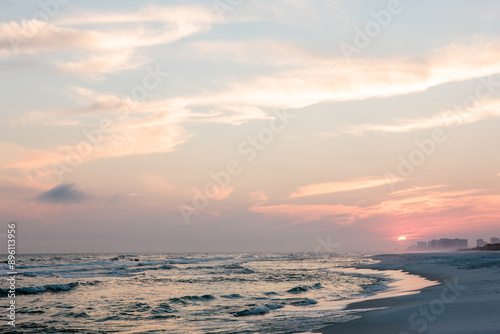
[289,176,401,198]
[250,187,500,239]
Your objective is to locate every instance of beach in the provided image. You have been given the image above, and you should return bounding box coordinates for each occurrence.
[315,252,500,334]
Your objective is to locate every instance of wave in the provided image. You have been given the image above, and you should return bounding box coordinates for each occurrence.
[233,305,271,317]
[221,293,243,299]
[110,254,140,261]
[264,291,280,296]
[9,267,102,278]
[0,252,385,334]
[286,283,323,294]
[1,259,133,278]
[5,261,177,279]
[1,283,78,296]
[0,281,99,296]
[175,276,257,284]
[122,302,151,313]
[150,302,179,319]
[166,256,234,264]
[232,303,284,317]
[10,260,116,270]
[139,264,176,270]
[266,303,285,310]
[289,298,318,306]
[113,263,176,274]
[361,281,388,295]
[54,311,90,318]
[17,307,45,314]
[169,294,215,304]
[222,263,255,274]
[95,315,121,322]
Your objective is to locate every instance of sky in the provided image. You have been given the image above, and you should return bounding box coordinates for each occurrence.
[1,0,500,253]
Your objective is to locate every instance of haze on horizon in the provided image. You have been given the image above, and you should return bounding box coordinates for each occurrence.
[1,0,499,254]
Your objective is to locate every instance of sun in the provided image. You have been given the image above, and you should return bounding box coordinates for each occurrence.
[397,236,407,241]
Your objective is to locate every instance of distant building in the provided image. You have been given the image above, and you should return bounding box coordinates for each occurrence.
[437,238,451,249]
[477,239,487,247]
[457,239,468,249]
[417,242,427,250]
[491,237,500,244]
[407,238,467,251]
[434,238,468,250]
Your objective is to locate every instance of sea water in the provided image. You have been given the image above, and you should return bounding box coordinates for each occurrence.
[1,252,394,333]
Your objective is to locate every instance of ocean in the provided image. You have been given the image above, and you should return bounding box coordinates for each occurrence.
[1,252,393,333]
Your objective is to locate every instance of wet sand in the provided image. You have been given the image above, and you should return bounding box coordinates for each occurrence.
[315,252,500,334]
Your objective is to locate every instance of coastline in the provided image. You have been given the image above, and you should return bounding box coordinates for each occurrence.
[314,252,500,334]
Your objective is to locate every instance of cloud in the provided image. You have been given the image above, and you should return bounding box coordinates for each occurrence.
[5,35,500,185]
[251,187,500,229]
[0,5,220,74]
[0,20,134,54]
[140,174,176,194]
[1,6,217,55]
[35,183,89,203]
[8,38,500,182]
[12,39,500,125]
[1,88,192,180]
[2,79,274,180]
[289,176,402,198]
[172,40,500,112]
[55,4,220,26]
[211,186,235,201]
[2,110,190,172]
[57,49,144,77]
[390,185,448,196]
[249,190,268,204]
[0,141,67,171]
[339,98,500,135]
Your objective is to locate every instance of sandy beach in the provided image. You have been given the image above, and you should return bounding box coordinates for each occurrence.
[315,252,500,334]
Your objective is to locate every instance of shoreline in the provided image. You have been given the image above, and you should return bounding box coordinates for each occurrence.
[314,252,500,334]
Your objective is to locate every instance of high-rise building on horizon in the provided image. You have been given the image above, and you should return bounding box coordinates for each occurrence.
[407,238,468,251]
[477,239,487,247]
[417,242,427,250]
[436,238,468,249]
[491,237,500,244]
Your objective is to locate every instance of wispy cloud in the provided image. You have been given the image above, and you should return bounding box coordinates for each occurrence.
[0,5,220,74]
[1,89,192,178]
[169,40,500,113]
[1,5,217,54]
[7,38,500,183]
[55,4,220,26]
[57,49,144,77]
[289,176,401,198]
[390,185,448,196]
[338,98,500,135]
